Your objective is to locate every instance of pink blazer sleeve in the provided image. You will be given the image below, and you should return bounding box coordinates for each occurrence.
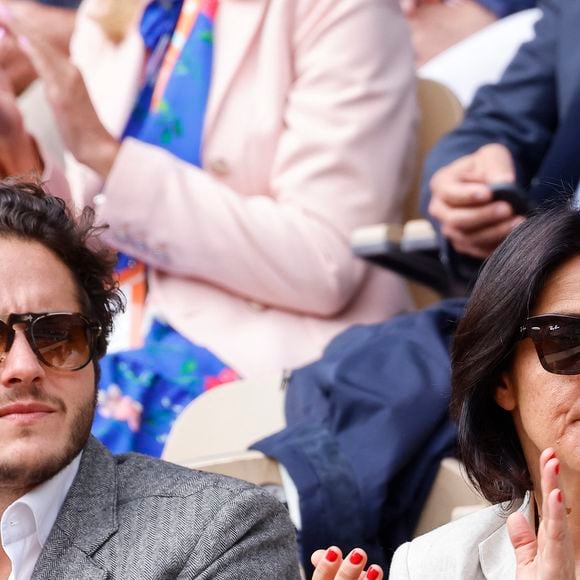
[74,0,416,318]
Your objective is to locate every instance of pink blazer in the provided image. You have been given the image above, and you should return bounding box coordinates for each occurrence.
[51,0,417,376]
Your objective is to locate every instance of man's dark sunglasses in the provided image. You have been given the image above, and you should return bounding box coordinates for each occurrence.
[519,314,580,375]
[0,312,102,371]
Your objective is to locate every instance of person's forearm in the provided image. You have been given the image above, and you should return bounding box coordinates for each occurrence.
[76,134,121,178]
[94,140,369,317]
[0,132,43,176]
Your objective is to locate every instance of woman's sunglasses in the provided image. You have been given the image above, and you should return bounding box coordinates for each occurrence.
[0,312,102,371]
[520,314,580,375]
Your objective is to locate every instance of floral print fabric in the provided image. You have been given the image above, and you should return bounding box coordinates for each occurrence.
[93,0,239,457]
[94,320,238,457]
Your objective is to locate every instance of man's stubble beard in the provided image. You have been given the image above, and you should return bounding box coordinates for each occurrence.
[0,383,96,490]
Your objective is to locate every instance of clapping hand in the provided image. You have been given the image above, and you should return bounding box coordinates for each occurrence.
[0,1,120,178]
[507,448,576,579]
[0,1,76,95]
[311,547,383,580]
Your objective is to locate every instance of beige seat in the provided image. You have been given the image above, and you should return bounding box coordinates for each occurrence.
[162,371,286,466]
[183,450,283,487]
[163,372,486,538]
[413,458,488,536]
[406,78,464,221]
[406,78,464,307]
[401,82,489,530]
[351,78,464,308]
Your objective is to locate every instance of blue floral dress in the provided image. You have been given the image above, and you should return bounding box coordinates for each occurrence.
[91,0,239,458]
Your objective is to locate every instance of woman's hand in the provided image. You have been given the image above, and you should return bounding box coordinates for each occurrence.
[507,448,575,579]
[311,547,383,580]
[0,0,77,95]
[0,4,120,178]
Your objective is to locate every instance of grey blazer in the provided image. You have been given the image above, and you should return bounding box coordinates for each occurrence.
[390,498,532,579]
[31,437,301,579]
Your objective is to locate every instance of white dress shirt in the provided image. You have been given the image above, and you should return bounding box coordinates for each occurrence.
[1,454,81,580]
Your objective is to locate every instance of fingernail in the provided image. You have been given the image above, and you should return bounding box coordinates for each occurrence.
[555,462,560,475]
[350,551,363,565]
[326,549,338,563]
[557,490,563,503]
[367,566,380,580]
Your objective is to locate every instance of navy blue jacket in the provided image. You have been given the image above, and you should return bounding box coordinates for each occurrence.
[35,0,81,7]
[421,0,579,277]
[480,0,535,17]
[253,299,465,575]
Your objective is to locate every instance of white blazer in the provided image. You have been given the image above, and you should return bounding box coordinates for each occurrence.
[390,498,532,579]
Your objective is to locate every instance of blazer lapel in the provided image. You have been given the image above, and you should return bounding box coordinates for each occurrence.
[31,438,119,579]
[203,0,268,139]
[478,495,532,579]
[31,537,108,580]
[478,520,516,579]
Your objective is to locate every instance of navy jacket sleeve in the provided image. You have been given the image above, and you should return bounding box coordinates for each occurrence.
[34,0,81,7]
[419,0,559,280]
[478,0,536,18]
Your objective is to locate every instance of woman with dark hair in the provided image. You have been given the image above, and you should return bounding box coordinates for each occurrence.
[311,206,580,578]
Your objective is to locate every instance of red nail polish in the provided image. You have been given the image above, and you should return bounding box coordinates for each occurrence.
[555,462,560,475]
[326,549,338,563]
[557,490,563,503]
[367,566,380,580]
[350,551,363,565]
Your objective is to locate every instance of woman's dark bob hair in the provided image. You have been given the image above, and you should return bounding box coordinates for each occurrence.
[452,206,580,504]
[0,179,124,363]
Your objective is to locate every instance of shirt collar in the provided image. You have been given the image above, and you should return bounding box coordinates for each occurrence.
[478,494,531,579]
[15,452,82,547]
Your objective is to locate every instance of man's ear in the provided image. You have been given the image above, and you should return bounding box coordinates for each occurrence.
[494,372,517,412]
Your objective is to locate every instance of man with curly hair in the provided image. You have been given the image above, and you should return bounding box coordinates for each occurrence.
[0,179,300,580]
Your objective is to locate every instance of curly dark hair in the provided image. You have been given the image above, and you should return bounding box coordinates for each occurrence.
[0,178,124,362]
[451,206,580,504]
